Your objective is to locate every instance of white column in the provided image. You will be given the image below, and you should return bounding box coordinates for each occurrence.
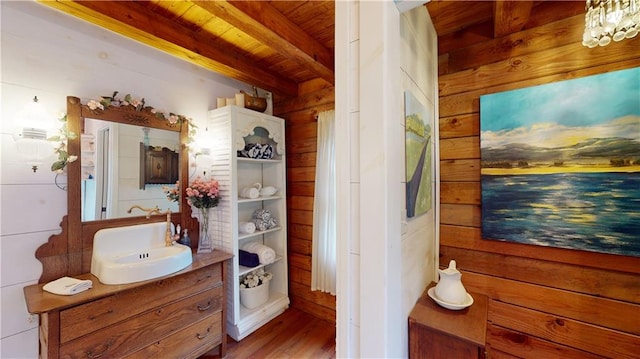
[358,1,404,357]
[335,0,357,357]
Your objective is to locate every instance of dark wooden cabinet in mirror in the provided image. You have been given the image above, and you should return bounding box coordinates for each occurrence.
[139,143,179,189]
[81,119,180,220]
[35,96,198,283]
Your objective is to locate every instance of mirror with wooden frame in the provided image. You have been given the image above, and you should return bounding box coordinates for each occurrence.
[80,118,181,220]
[34,96,198,283]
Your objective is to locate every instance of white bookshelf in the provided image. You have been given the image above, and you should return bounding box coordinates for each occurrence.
[208,106,289,341]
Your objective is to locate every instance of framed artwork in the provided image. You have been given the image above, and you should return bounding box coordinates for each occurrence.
[480,67,640,257]
[405,91,433,218]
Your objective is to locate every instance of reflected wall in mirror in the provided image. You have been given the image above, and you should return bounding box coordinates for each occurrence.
[81,119,180,221]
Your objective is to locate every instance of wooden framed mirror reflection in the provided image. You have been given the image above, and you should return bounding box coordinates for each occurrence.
[35,96,198,283]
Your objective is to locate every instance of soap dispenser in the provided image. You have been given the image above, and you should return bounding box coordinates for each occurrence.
[180,229,191,247]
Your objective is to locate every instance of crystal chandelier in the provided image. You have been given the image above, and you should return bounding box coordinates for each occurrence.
[583,0,640,47]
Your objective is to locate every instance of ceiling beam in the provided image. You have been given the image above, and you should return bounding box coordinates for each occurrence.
[493,1,533,38]
[193,0,334,85]
[427,1,494,36]
[38,0,298,97]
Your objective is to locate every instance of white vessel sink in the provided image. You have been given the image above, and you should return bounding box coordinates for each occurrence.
[91,222,192,285]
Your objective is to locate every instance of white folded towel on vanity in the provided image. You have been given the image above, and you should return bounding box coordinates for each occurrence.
[241,242,276,265]
[43,276,93,296]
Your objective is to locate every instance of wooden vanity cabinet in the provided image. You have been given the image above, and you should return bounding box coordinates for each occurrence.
[24,251,232,359]
[409,283,488,359]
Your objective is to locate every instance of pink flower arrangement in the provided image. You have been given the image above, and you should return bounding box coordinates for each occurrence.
[162,181,180,202]
[185,177,220,209]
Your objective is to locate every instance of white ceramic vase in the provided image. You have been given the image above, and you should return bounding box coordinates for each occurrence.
[434,260,467,304]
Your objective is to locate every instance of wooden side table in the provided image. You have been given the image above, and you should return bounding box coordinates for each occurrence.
[409,282,487,359]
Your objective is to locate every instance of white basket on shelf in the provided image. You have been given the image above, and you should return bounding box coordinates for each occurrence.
[240,277,271,309]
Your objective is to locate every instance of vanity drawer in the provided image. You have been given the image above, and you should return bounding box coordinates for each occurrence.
[60,263,222,343]
[60,286,223,358]
[124,312,222,359]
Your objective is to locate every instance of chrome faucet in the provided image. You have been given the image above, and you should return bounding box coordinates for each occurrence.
[127,205,161,219]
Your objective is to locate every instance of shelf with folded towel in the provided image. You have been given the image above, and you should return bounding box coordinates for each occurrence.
[209,106,289,341]
[238,226,282,240]
[237,157,282,164]
[238,195,283,203]
[238,255,284,277]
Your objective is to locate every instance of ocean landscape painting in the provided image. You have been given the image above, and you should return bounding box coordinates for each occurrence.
[480,67,640,257]
[405,91,433,218]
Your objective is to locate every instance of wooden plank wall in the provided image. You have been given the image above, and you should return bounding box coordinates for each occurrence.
[437,10,640,358]
[273,79,336,322]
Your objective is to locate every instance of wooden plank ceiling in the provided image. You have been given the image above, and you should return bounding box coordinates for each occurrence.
[38,0,335,98]
[426,0,586,55]
[38,1,586,98]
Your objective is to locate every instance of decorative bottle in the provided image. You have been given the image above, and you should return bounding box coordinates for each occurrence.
[180,229,191,247]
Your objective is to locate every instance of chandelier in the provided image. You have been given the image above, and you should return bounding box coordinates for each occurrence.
[583,0,640,47]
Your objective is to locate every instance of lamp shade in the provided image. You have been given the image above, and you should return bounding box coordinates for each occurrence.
[13,96,56,172]
[15,135,55,171]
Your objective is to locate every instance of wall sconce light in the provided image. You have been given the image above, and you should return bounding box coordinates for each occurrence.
[187,123,213,179]
[583,0,640,47]
[13,96,55,172]
[190,122,211,157]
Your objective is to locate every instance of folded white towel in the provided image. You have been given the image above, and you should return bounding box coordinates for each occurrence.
[241,242,276,265]
[239,221,256,234]
[43,276,93,296]
[240,187,260,199]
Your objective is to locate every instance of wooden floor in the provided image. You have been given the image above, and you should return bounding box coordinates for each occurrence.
[202,308,336,359]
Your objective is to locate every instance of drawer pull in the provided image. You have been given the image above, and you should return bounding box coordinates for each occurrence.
[85,340,112,358]
[197,301,212,311]
[196,327,211,340]
[88,309,114,320]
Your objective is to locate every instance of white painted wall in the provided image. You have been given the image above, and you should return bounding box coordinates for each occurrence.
[0,2,249,356]
[399,4,440,356]
[335,1,438,357]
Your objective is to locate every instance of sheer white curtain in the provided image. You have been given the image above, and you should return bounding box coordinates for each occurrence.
[311,110,336,295]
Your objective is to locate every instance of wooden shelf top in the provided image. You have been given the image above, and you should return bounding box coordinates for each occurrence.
[409,282,487,347]
[24,250,232,315]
